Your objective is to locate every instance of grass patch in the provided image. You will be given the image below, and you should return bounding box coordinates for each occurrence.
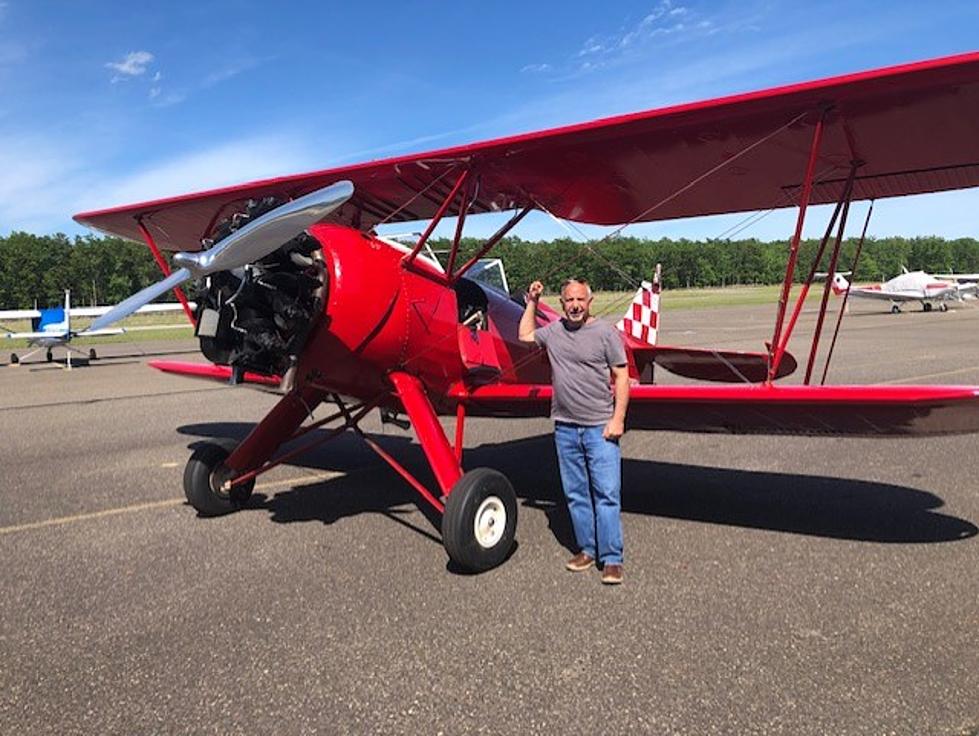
[590,283,818,315]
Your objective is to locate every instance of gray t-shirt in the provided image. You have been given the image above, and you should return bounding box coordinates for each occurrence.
[535,318,628,425]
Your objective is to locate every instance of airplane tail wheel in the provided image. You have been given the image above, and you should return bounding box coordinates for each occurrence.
[442,468,517,572]
[183,439,255,516]
[88,348,98,360]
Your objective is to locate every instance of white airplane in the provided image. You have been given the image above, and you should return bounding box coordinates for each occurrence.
[1,290,190,367]
[830,270,978,313]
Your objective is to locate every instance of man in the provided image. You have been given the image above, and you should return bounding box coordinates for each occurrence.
[518,278,630,585]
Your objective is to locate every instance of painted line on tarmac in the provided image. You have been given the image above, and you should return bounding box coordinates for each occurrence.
[881,366,979,384]
[0,385,232,413]
[0,470,343,536]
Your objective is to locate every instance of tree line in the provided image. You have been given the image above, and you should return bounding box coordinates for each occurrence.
[2,230,978,308]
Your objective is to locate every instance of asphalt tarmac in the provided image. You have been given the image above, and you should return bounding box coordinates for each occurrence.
[1,300,978,735]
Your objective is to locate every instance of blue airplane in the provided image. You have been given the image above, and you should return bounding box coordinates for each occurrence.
[1,290,188,367]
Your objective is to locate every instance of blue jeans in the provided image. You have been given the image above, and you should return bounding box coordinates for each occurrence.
[554,422,623,565]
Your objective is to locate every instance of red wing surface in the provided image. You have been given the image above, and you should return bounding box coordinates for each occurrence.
[76,52,979,251]
[452,384,979,437]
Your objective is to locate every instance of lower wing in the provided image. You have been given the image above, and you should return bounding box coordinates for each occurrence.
[850,289,921,302]
[150,360,281,387]
[450,383,979,437]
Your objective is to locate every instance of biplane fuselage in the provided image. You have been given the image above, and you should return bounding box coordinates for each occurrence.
[298,224,551,408]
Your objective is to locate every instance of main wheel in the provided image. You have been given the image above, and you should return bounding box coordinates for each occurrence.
[10,353,18,365]
[923,302,933,312]
[88,348,98,360]
[939,303,949,312]
[45,349,53,362]
[442,468,517,572]
[183,439,255,516]
[890,304,901,314]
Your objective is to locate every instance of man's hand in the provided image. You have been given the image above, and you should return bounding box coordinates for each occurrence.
[603,417,625,441]
[519,280,545,343]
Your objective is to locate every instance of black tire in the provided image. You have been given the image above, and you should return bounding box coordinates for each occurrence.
[939,303,949,312]
[183,439,255,516]
[10,353,18,364]
[890,304,901,314]
[923,302,933,312]
[45,349,53,362]
[88,348,98,360]
[442,468,517,572]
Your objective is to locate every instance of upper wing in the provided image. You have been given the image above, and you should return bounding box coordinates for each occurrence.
[451,383,979,437]
[75,51,979,252]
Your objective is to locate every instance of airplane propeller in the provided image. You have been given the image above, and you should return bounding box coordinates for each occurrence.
[89,180,354,332]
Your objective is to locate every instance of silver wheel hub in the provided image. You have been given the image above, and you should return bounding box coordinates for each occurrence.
[474,496,507,549]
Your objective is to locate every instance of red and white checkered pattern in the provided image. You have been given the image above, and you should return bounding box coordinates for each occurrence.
[616,265,661,346]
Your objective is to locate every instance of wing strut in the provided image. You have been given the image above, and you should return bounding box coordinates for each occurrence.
[136,217,197,327]
[402,168,471,266]
[768,109,828,381]
[821,199,875,384]
[805,164,858,383]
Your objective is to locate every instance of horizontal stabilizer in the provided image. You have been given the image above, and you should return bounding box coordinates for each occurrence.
[632,345,795,383]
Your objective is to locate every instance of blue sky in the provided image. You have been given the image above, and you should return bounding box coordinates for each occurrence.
[2,0,978,243]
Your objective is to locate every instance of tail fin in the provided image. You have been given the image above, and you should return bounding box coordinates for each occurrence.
[831,272,850,296]
[616,263,661,346]
[36,290,70,334]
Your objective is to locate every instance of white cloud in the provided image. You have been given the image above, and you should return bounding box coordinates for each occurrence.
[520,63,552,74]
[533,2,717,78]
[201,58,263,88]
[73,138,313,215]
[106,50,154,82]
[0,133,318,235]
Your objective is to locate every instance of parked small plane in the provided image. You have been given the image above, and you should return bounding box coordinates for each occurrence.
[829,270,978,313]
[73,51,979,571]
[1,290,189,366]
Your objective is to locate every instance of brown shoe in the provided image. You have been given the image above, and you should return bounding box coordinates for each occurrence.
[601,564,624,585]
[565,552,595,572]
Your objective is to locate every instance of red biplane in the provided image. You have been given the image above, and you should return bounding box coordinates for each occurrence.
[76,51,979,571]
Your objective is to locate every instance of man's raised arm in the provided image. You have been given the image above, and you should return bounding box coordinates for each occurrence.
[518,280,544,343]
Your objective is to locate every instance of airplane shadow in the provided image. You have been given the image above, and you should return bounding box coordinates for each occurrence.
[177,423,977,550]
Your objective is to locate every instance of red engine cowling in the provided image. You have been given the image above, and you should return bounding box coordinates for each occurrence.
[298,224,465,398]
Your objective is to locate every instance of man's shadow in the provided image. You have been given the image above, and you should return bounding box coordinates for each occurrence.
[178,423,977,555]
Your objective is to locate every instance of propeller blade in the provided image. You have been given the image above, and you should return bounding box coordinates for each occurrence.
[88,180,354,333]
[88,268,191,332]
[172,180,354,276]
